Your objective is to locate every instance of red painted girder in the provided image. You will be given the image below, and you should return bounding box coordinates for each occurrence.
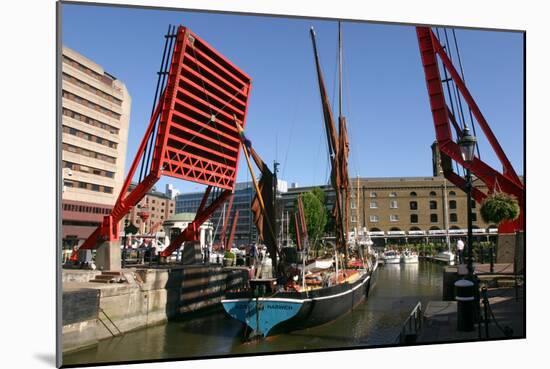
[180,76,245,116]
[170,108,241,144]
[171,100,240,143]
[176,85,244,126]
[113,93,164,209]
[160,189,232,257]
[416,26,524,232]
[187,41,249,89]
[184,54,247,98]
[151,26,188,175]
[181,63,248,108]
[427,29,522,187]
[166,127,238,155]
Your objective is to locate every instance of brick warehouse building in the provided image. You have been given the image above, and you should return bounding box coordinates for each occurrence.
[121,184,176,235]
[280,174,497,248]
[61,46,131,250]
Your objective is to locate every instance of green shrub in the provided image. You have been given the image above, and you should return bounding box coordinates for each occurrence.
[480,192,520,224]
[224,251,236,259]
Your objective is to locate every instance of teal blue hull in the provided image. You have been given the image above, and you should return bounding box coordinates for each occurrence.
[222,272,372,338]
[222,298,303,337]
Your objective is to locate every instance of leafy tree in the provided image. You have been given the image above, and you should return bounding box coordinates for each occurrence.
[312,187,326,205]
[290,190,327,248]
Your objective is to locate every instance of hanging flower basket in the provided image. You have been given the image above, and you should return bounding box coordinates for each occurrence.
[480,192,520,225]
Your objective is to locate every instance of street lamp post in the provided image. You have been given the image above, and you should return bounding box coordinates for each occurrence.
[458,126,477,277]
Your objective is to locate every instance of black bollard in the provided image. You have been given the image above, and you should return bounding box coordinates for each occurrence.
[455,279,475,332]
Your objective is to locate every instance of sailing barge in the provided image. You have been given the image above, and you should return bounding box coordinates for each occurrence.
[222,23,377,338]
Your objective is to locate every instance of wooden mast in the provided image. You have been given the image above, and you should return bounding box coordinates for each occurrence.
[309,22,351,275]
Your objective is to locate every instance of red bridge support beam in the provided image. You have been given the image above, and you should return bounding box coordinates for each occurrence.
[416,26,524,232]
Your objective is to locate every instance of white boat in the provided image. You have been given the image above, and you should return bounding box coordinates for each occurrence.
[400,251,419,264]
[382,250,401,264]
[431,251,456,265]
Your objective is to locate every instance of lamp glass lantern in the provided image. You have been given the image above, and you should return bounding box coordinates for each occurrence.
[458,126,477,163]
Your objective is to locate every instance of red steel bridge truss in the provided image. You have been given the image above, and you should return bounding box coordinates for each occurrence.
[78,25,252,257]
[416,27,524,233]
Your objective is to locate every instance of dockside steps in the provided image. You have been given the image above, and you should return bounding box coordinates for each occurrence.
[89,271,127,284]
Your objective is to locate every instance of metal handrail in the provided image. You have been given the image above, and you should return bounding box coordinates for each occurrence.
[396,301,423,343]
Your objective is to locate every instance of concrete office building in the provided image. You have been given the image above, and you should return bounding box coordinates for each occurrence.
[176,180,288,247]
[61,46,131,248]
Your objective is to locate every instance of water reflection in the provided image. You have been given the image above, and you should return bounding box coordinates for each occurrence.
[64,262,443,365]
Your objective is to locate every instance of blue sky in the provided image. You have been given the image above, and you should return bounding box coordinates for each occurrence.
[62,4,524,194]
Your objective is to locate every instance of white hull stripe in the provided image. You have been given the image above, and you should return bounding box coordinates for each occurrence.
[223,275,370,304]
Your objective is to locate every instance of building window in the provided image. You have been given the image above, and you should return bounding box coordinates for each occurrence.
[471,212,477,222]
[370,191,377,198]
[449,200,457,209]
[430,214,438,223]
[351,201,356,209]
[410,191,417,197]
[430,200,437,210]
[430,191,437,197]
[449,191,456,196]
[389,192,397,197]
[409,201,418,210]
[390,200,398,209]
[390,214,399,222]
[351,215,357,223]
[370,201,378,209]
[471,200,476,208]
[91,184,100,192]
[370,215,379,223]
[450,213,458,222]
[410,214,418,223]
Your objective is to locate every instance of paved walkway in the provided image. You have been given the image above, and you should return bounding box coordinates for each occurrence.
[417,284,524,343]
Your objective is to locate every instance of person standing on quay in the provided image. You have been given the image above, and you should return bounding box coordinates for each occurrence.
[456,238,465,264]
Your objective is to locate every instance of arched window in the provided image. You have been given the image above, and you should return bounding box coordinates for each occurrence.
[369,227,382,232]
[410,226,421,231]
[449,200,457,209]
[410,191,417,197]
[430,200,437,210]
[370,191,377,198]
[410,201,418,210]
[430,191,437,197]
[429,226,441,230]
[410,214,418,223]
[430,214,438,223]
[389,227,401,232]
[389,192,397,197]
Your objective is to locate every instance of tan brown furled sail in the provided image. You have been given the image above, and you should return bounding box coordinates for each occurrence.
[249,146,278,271]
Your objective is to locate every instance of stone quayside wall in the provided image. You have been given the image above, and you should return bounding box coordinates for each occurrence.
[62,266,248,353]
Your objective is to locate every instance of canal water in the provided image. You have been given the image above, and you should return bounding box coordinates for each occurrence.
[64,261,444,366]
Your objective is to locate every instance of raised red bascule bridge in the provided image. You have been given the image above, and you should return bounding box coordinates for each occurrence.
[77,25,252,259]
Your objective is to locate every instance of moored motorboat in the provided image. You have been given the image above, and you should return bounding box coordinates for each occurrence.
[382,250,401,264]
[431,250,455,265]
[400,250,419,264]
